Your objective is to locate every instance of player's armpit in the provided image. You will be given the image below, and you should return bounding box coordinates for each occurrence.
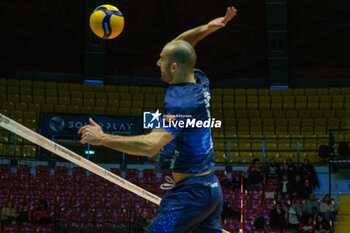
[145,129,174,155]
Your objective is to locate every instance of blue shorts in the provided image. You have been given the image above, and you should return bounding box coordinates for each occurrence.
[145,172,223,233]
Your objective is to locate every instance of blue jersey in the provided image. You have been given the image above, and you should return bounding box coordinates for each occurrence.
[156,69,215,174]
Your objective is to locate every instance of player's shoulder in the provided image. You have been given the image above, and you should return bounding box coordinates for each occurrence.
[194,68,209,89]
[165,83,198,106]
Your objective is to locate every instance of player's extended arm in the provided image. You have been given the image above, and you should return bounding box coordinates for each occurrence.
[173,6,237,47]
[78,118,174,157]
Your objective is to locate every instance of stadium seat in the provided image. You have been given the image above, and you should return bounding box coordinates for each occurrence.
[229,152,240,163]
[32,80,44,89]
[305,88,317,96]
[285,110,297,119]
[310,110,323,119]
[36,225,52,233]
[92,107,105,115]
[250,119,262,137]
[20,87,32,96]
[93,85,105,93]
[7,86,19,96]
[329,87,340,95]
[270,89,281,96]
[223,95,234,103]
[80,106,92,114]
[246,89,257,96]
[58,97,70,106]
[295,96,307,110]
[247,96,258,110]
[332,95,344,109]
[317,88,329,96]
[214,151,226,163]
[248,110,260,119]
[235,96,246,110]
[211,95,222,104]
[314,121,327,137]
[45,89,57,97]
[265,139,277,151]
[33,95,45,105]
[46,96,57,105]
[298,110,310,119]
[301,118,314,136]
[54,105,67,113]
[282,96,294,110]
[223,102,234,110]
[212,128,225,138]
[20,95,33,104]
[237,119,250,137]
[71,90,83,99]
[19,80,32,88]
[3,224,19,233]
[263,118,275,136]
[238,139,251,151]
[259,96,271,110]
[273,110,284,119]
[105,108,118,116]
[211,88,223,96]
[341,87,350,95]
[118,108,130,116]
[83,98,95,106]
[271,96,282,110]
[258,88,269,96]
[153,87,165,94]
[41,104,54,112]
[240,152,253,163]
[288,119,301,136]
[261,110,273,119]
[280,89,293,96]
[67,105,80,114]
[105,85,117,93]
[83,91,95,100]
[276,119,287,136]
[320,95,331,110]
[235,88,246,96]
[236,111,248,119]
[8,94,20,103]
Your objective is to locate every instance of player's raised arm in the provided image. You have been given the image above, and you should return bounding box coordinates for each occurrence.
[173,6,237,47]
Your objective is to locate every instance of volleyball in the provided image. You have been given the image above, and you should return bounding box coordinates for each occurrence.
[89,4,125,39]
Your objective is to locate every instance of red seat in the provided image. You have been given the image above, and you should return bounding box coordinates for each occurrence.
[214,170,226,179]
[251,230,264,233]
[232,170,244,177]
[54,166,68,176]
[143,169,156,178]
[3,224,19,233]
[265,229,281,233]
[125,169,139,179]
[19,225,35,233]
[36,225,52,233]
[109,168,121,176]
[17,165,30,175]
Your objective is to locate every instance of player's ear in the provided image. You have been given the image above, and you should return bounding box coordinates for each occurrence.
[170,62,177,73]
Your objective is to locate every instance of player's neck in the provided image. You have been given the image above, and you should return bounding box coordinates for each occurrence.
[173,70,195,84]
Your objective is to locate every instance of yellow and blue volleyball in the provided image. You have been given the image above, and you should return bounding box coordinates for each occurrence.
[89,4,125,39]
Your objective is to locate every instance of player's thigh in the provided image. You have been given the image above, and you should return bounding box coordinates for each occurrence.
[145,188,221,233]
[192,201,223,233]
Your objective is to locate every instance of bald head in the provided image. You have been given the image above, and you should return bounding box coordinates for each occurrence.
[163,40,197,70]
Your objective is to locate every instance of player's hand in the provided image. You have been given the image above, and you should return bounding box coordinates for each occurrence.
[208,6,237,30]
[78,118,105,145]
